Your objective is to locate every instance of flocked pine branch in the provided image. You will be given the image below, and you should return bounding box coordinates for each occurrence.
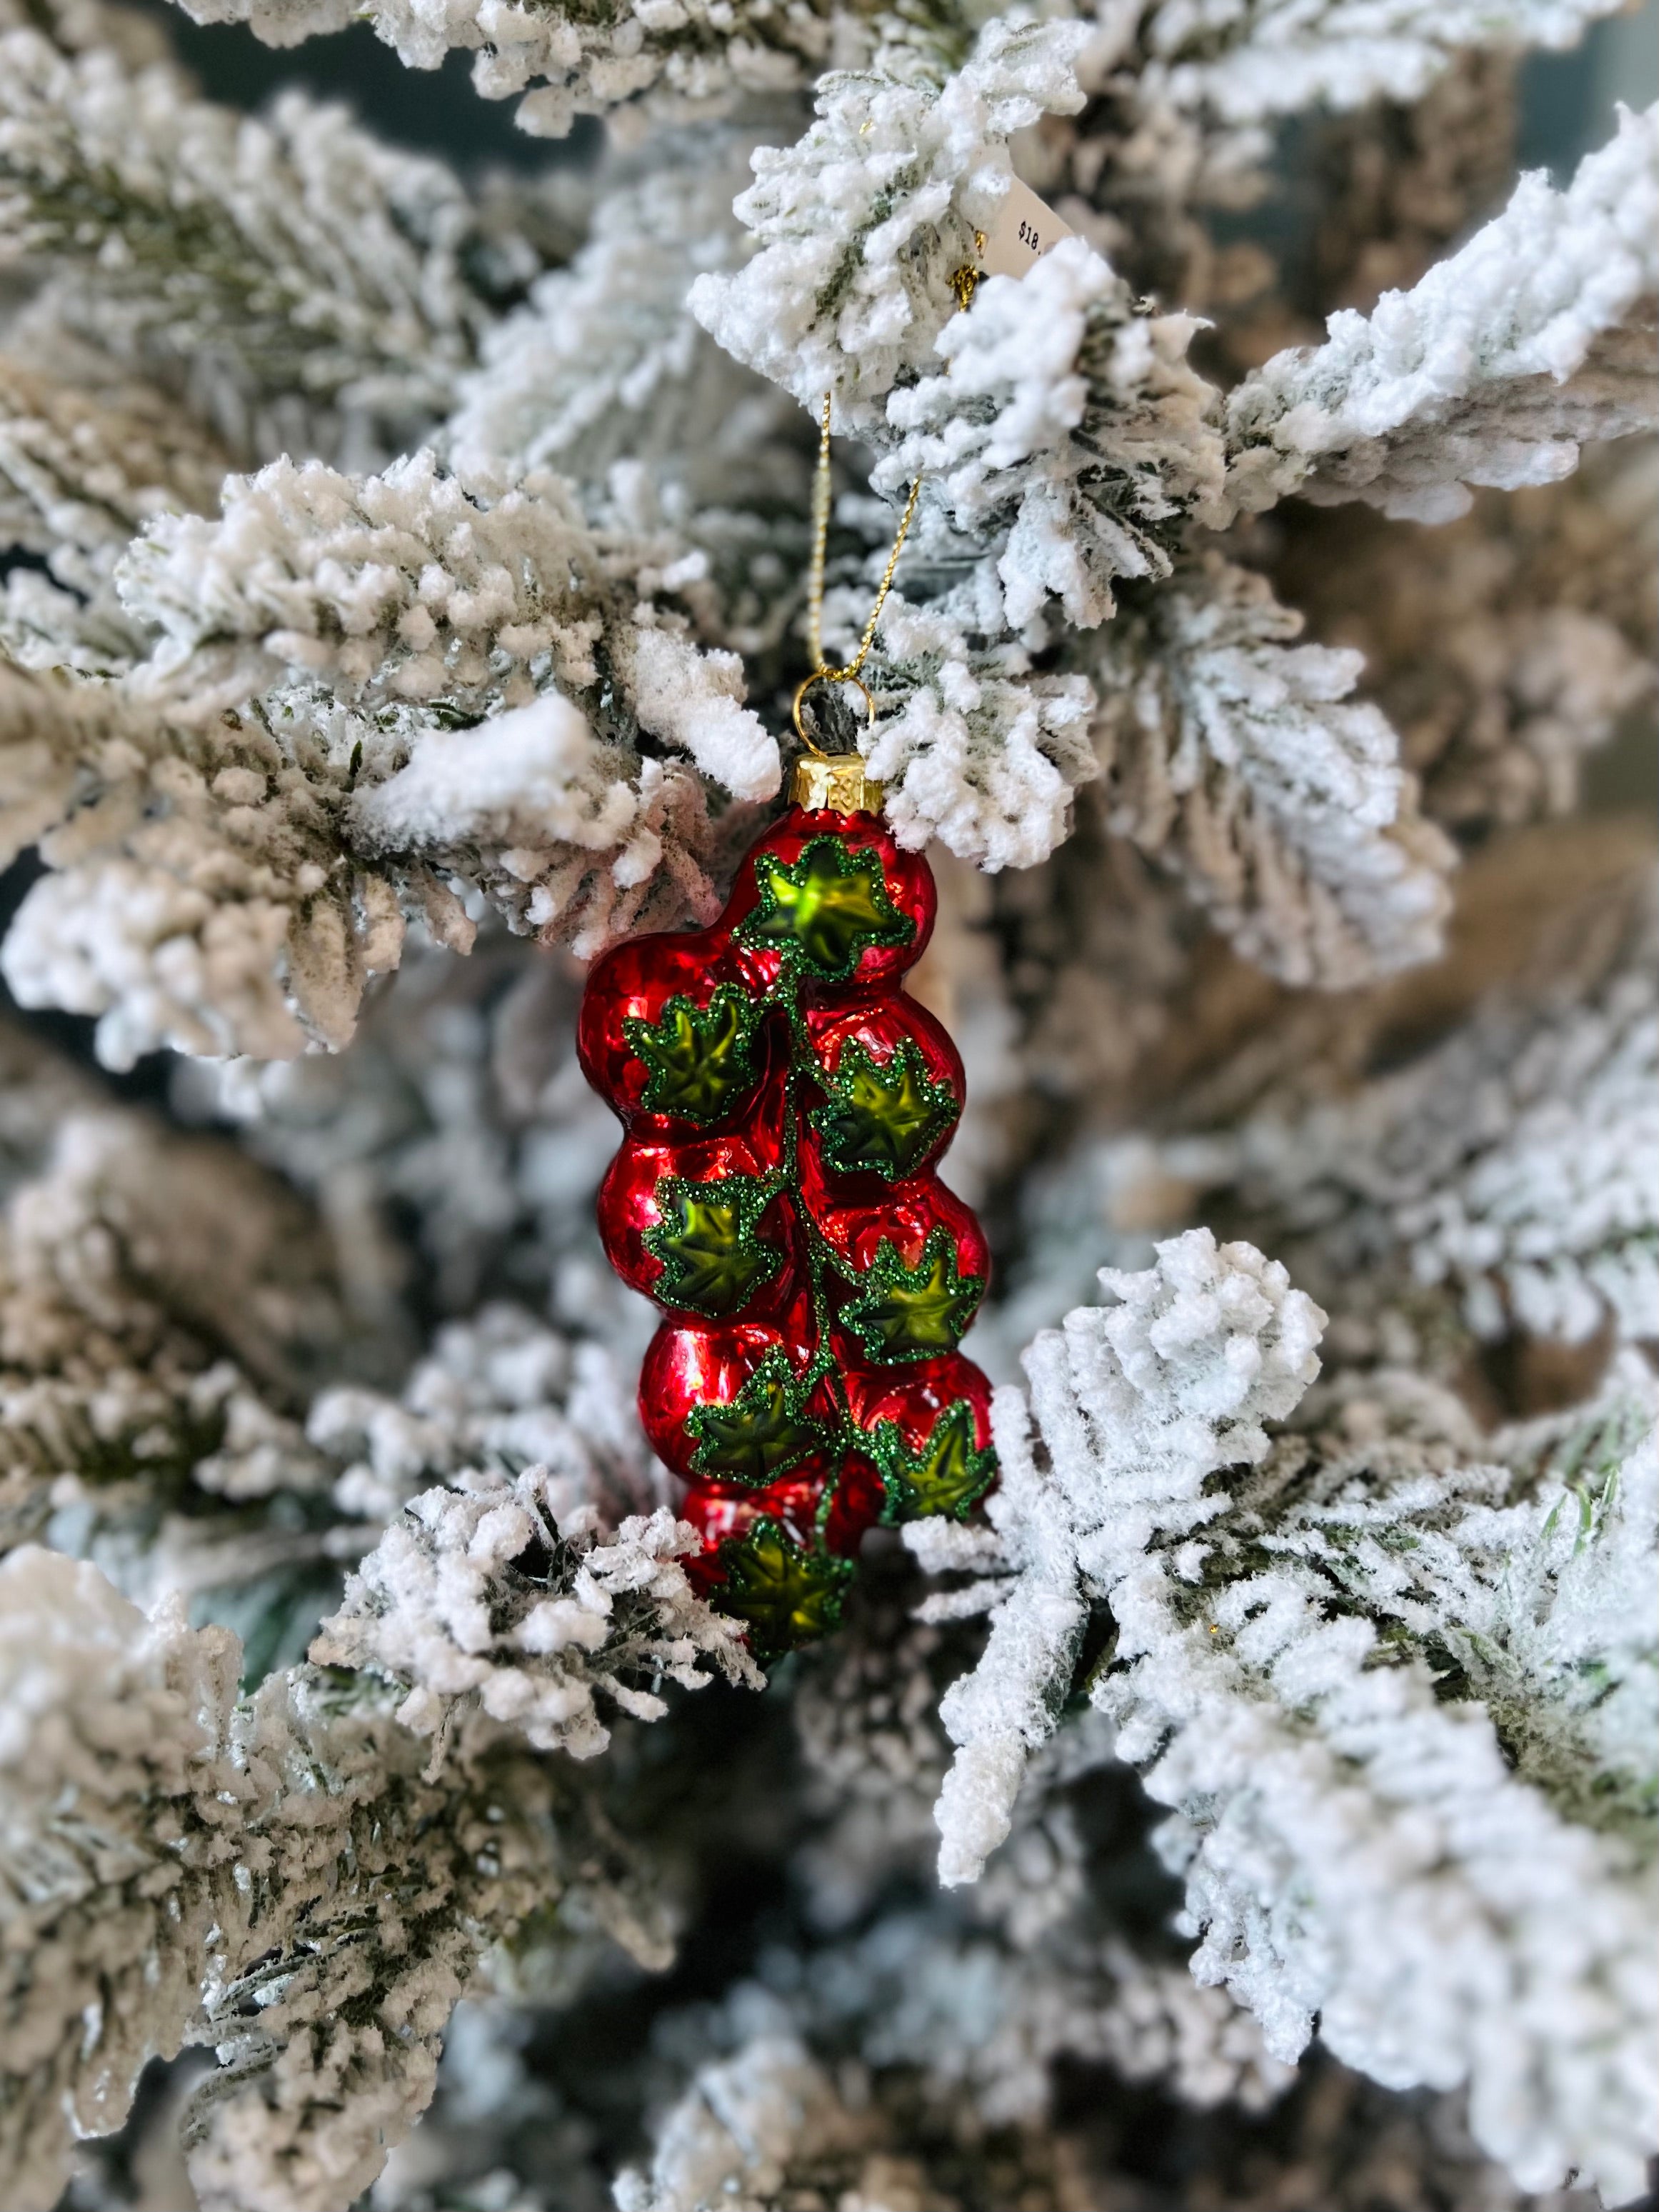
[1135,0,1635,129]
[1088,554,1456,987]
[916,1233,1658,2202]
[611,2031,911,2212]
[0,1096,342,1568]
[411,1994,1612,2211]
[0,1550,246,2210]
[118,452,778,804]
[445,131,762,490]
[157,0,1636,149]
[974,824,1659,1393]
[0,444,779,1066]
[1,3,1648,1038]
[609,1921,1293,2212]
[916,1228,1327,1887]
[173,0,876,136]
[312,1471,761,1758]
[0,29,538,466]
[0,0,1652,2202]
[689,20,1091,431]
[1271,448,1658,836]
[841,577,1098,869]
[0,1506,715,2211]
[991,851,1659,1381]
[0,1031,668,1683]
[0,358,227,675]
[310,1303,660,1526]
[873,236,1224,631]
[1186,874,1659,1348]
[171,929,628,1327]
[1222,100,1659,523]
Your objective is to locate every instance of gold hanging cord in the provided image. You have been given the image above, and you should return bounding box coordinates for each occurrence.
[791,393,922,764]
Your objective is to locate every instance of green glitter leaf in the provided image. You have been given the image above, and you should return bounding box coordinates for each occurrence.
[873,1401,996,1521]
[841,1228,983,1363]
[736,836,913,981]
[623,986,762,1124]
[686,1351,828,1484]
[813,1036,958,1180]
[715,1517,855,1657]
[644,1173,783,1318]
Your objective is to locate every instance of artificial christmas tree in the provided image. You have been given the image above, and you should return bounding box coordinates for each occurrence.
[0,0,1653,2204]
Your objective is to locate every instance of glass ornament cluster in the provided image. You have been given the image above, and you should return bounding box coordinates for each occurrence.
[578,800,998,1658]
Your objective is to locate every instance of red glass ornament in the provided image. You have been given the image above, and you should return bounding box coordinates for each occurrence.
[579,802,998,1659]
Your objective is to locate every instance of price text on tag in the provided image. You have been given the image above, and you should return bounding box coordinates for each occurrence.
[976,176,1074,281]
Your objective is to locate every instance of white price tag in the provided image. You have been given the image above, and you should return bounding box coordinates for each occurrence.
[975,176,1073,281]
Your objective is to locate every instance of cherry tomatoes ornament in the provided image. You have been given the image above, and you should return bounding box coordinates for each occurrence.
[579,800,998,1661]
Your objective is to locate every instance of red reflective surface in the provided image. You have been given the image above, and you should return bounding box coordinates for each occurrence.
[578,802,997,1650]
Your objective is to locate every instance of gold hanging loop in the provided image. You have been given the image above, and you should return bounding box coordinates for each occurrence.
[792,670,875,750]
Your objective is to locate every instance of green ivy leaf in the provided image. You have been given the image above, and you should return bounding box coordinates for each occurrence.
[736,836,913,981]
[873,1401,996,1521]
[623,986,762,1124]
[840,1228,983,1363]
[813,1036,958,1180]
[644,1173,783,1317]
[686,1351,828,1484]
[715,1517,855,1657]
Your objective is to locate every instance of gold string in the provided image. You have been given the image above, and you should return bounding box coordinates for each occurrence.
[797,394,921,756]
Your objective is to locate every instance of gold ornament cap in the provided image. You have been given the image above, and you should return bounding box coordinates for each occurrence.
[791,670,883,814]
[791,752,884,814]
